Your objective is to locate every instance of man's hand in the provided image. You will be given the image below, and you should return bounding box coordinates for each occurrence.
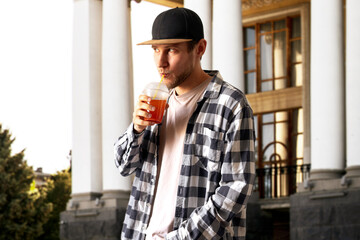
[133,95,156,134]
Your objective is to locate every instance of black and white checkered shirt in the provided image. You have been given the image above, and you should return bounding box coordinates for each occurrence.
[115,71,256,240]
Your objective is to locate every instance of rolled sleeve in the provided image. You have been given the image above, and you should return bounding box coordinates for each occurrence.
[114,123,145,176]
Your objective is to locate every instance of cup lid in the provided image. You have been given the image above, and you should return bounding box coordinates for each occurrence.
[145,82,169,93]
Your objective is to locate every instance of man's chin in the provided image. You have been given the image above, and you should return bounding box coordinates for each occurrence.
[163,78,175,89]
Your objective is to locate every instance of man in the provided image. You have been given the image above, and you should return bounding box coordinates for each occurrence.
[115,7,255,240]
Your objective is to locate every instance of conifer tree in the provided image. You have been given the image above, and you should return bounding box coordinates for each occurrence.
[0,124,52,240]
[38,168,71,240]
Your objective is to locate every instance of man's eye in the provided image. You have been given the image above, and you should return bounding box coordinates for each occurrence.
[169,48,175,53]
[153,48,159,53]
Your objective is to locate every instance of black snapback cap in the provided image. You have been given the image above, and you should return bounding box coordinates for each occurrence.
[137,7,204,45]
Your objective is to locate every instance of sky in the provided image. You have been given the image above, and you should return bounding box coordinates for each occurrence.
[0,0,73,173]
[0,0,169,174]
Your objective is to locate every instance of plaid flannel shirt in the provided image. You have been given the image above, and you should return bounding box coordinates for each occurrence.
[114,71,255,240]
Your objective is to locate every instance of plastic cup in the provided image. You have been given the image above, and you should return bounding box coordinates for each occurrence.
[142,82,169,124]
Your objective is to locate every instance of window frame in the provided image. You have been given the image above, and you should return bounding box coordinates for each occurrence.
[242,3,311,198]
[243,3,310,163]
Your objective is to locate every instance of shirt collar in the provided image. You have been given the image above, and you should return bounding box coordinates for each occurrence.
[201,70,223,100]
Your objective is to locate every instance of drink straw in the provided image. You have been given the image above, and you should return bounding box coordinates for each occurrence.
[153,74,164,99]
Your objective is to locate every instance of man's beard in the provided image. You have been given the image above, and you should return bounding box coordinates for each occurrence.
[165,65,194,90]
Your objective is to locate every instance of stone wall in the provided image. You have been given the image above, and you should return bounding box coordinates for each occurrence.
[290,188,360,240]
[60,207,126,240]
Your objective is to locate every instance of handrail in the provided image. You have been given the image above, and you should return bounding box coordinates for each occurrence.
[255,164,311,198]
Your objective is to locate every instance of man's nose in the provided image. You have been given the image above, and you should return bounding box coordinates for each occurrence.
[156,52,168,68]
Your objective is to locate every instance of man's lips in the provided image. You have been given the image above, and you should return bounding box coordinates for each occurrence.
[159,72,170,78]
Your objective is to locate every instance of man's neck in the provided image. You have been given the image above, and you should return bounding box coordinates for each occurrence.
[175,70,210,96]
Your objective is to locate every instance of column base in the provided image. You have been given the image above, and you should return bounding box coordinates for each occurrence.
[66,192,103,210]
[309,169,344,180]
[60,191,130,240]
[345,165,360,178]
[298,168,360,192]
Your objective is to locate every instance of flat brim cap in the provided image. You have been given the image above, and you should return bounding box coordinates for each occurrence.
[137,7,204,45]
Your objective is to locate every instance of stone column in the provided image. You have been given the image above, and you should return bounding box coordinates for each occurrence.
[60,1,132,238]
[310,0,344,180]
[71,0,103,202]
[290,2,360,239]
[212,0,244,90]
[101,0,132,201]
[184,0,212,70]
[61,0,104,237]
[346,0,360,178]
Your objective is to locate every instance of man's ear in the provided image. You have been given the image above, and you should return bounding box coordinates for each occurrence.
[196,39,207,58]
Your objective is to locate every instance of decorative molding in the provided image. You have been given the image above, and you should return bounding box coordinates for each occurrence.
[242,0,285,10]
[246,87,303,115]
[241,0,310,17]
[144,0,183,8]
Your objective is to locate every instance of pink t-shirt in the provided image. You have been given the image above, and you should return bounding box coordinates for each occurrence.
[145,78,211,240]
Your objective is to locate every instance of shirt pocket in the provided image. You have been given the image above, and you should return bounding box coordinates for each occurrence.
[194,127,224,172]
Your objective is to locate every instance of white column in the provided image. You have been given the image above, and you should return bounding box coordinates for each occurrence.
[310,0,344,179]
[346,0,360,177]
[102,0,132,196]
[72,0,103,197]
[212,0,244,90]
[184,0,212,70]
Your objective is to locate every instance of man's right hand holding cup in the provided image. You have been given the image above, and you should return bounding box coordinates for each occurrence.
[133,95,156,134]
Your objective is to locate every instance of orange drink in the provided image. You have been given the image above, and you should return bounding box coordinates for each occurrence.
[144,99,167,124]
[142,81,169,124]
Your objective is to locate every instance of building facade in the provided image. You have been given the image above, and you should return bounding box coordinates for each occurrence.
[60,0,360,239]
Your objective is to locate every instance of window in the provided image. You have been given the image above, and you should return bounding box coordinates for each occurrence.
[255,109,304,198]
[244,16,306,198]
[244,16,302,94]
